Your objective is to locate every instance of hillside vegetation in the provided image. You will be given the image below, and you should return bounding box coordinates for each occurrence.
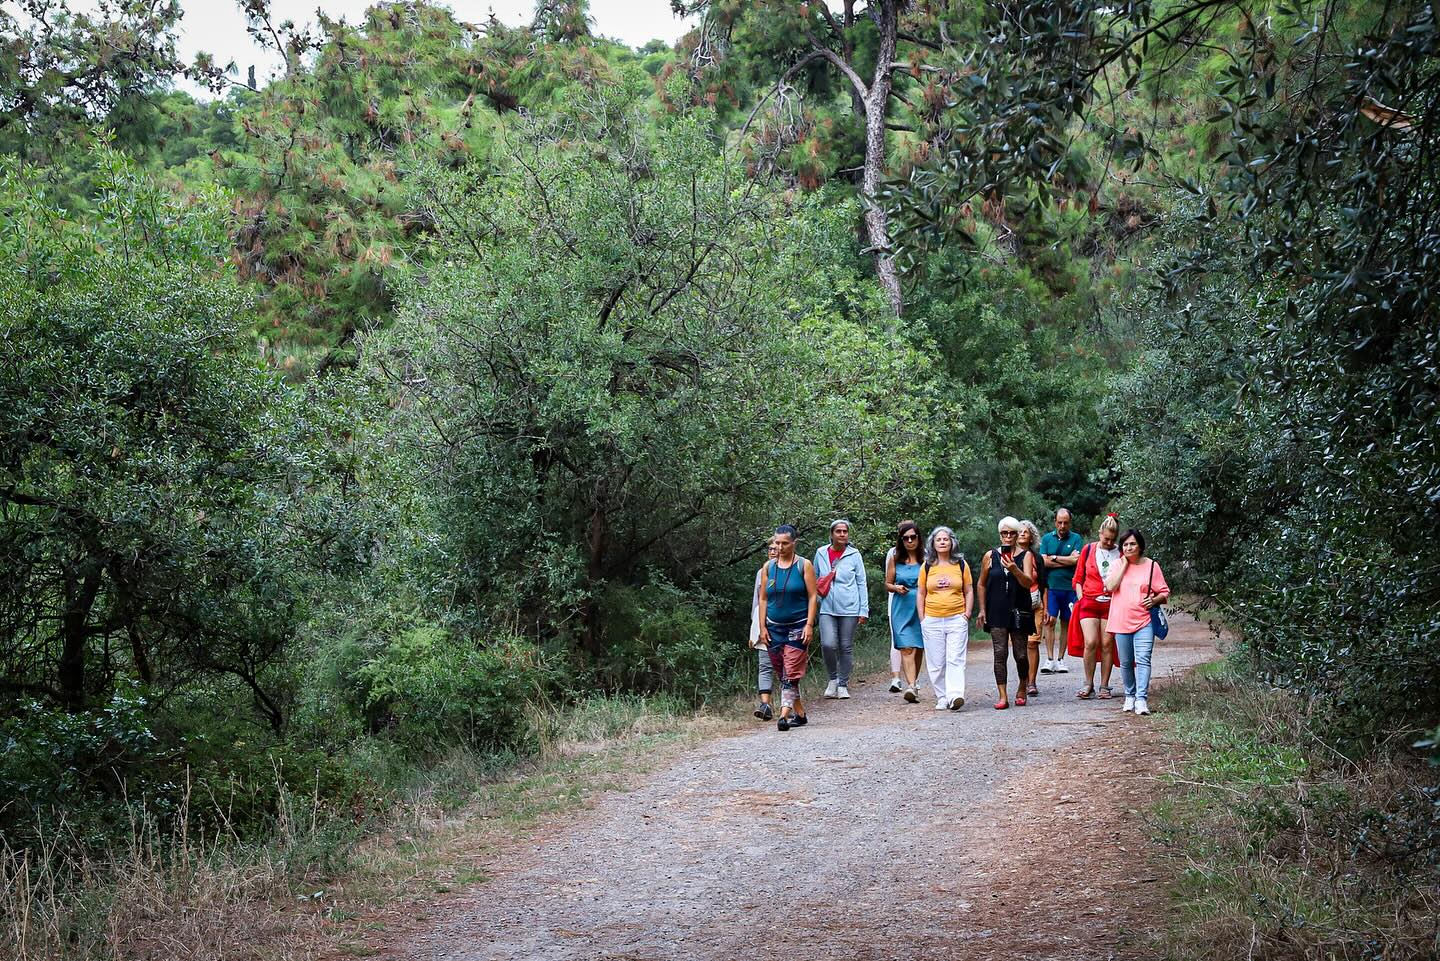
[1,1,1436,958]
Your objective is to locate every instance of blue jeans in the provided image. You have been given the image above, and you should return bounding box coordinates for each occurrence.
[1113,622,1155,699]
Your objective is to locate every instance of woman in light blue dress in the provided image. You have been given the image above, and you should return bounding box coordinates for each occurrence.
[885,520,926,702]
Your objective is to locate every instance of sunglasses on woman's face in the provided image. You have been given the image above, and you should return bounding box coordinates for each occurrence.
[1001,530,1017,537]
[902,533,919,540]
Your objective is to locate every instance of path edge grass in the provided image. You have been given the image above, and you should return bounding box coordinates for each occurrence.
[1,633,895,961]
[1149,652,1440,961]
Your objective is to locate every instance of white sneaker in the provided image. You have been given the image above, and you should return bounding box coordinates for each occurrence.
[935,698,948,710]
[1122,696,1136,713]
[888,677,902,693]
[1054,659,1069,673]
[824,680,839,698]
[1135,698,1150,716]
[903,686,918,703]
[837,686,851,699]
[1040,659,1055,674]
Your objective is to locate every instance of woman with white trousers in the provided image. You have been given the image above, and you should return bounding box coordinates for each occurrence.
[915,526,974,711]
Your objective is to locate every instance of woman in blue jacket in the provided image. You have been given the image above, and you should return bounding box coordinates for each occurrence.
[813,519,870,699]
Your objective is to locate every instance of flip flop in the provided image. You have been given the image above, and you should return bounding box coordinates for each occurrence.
[1076,686,1094,700]
[1098,686,1114,700]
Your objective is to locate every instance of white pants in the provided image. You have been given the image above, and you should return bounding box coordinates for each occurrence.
[921,614,968,703]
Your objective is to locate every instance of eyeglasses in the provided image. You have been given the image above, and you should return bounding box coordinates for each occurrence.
[1000,530,1018,537]
[902,533,919,540]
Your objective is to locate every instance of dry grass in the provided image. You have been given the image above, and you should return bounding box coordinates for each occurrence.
[0,688,748,961]
[1154,664,1440,961]
[0,631,897,961]
[1,793,325,961]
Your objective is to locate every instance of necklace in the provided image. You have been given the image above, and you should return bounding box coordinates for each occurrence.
[773,557,797,600]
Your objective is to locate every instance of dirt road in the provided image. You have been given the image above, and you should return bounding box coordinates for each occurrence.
[387,614,1218,961]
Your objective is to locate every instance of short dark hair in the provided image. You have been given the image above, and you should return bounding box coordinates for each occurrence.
[774,524,798,540]
[1118,528,1147,556]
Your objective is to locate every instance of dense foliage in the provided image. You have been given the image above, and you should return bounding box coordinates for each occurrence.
[0,3,998,859]
[878,0,1440,744]
[2,2,1435,930]
[373,96,944,673]
[0,152,329,725]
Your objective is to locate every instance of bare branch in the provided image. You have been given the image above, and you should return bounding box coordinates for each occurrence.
[897,30,942,52]
[736,49,828,144]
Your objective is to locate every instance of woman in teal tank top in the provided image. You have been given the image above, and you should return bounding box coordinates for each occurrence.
[757,525,818,731]
[766,555,811,623]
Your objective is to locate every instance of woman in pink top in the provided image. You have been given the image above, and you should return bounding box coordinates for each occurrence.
[1103,529,1171,715]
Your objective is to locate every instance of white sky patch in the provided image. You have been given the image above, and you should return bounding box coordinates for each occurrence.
[5,0,696,96]
[180,0,693,83]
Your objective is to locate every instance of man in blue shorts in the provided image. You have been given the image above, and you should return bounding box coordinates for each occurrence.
[1039,508,1084,673]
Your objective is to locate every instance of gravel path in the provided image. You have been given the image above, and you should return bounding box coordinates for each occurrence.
[392,614,1219,961]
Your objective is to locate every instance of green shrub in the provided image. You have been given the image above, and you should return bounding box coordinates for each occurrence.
[1158,665,1440,961]
[0,683,171,849]
[594,580,735,704]
[353,627,552,755]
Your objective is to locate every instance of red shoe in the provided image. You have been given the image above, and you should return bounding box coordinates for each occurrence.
[994,700,1009,710]
[1015,695,1027,706]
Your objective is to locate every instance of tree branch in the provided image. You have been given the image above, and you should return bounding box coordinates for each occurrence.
[736,49,827,144]
[897,30,942,52]
[816,2,845,44]
[804,27,869,100]
[597,280,628,330]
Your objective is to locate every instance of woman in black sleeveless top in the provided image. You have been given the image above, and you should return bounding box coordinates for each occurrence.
[976,515,1037,709]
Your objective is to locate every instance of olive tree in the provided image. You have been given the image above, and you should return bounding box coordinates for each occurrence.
[0,152,331,729]
[372,93,947,656]
[886,0,1440,735]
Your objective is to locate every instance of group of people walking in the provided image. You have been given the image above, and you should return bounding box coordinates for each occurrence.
[748,511,1171,731]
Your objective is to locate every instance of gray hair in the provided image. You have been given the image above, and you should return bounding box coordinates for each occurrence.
[1018,519,1042,547]
[998,515,1021,534]
[924,526,960,566]
[830,518,851,532]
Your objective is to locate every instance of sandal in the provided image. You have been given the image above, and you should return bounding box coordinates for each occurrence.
[1098,686,1114,700]
[994,700,1009,710]
[1076,685,1094,699]
[1026,684,1039,697]
[1014,695,1027,707]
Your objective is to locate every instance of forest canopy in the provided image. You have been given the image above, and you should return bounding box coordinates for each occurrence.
[1,1,1437,934]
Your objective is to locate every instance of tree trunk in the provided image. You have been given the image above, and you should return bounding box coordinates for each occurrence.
[580,487,609,658]
[59,558,103,710]
[862,3,903,317]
